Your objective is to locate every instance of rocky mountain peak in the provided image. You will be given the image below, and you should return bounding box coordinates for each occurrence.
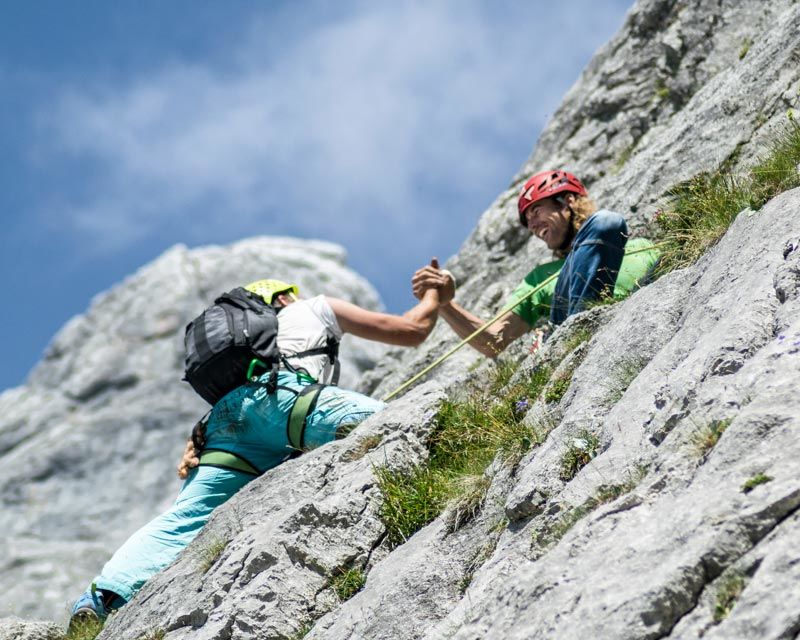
[2,0,800,637]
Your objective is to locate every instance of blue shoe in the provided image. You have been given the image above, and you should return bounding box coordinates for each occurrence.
[69,584,108,624]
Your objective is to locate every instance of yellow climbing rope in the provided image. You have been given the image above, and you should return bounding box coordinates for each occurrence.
[383,243,663,402]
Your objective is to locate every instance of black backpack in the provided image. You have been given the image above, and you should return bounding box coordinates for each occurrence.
[184,287,282,405]
[184,287,339,405]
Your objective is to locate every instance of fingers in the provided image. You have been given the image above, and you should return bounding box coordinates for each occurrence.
[412,266,446,285]
[412,265,441,279]
[412,259,449,301]
[412,276,447,299]
[177,438,200,479]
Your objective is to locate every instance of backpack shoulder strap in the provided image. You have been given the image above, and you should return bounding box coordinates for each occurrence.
[287,335,341,385]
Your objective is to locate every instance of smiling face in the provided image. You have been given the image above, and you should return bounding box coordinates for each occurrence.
[522,196,573,250]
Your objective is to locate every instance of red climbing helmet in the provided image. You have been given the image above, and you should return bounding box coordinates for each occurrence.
[517,170,588,227]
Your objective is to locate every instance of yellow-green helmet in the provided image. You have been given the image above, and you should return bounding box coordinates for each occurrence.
[245,279,299,304]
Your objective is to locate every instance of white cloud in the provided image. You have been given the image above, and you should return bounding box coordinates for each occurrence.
[38,0,630,260]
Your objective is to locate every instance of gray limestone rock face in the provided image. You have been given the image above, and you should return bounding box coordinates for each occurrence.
[306,460,517,640]
[0,237,386,622]
[425,190,800,640]
[0,618,62,640]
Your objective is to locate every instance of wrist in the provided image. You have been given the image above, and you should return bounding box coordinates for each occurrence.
[439,300,457,315]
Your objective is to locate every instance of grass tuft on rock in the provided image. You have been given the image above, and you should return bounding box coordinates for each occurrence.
[341,434,383,461]
[741,473,773,493]
[534,470,646,549]
[559,430,600,480]
[377,362,554,546]
[65,617,104,640]
[604,356,649,405]
[375,465,451,547]
[655,114,800,273]
[713,571,746,622]
[197,537,228,573]
[691,418,732,459]
[331,567,366,602]
[544,370,573,404]
[288,623,313,640]
[561,327,595,354]
[738,37,752,60]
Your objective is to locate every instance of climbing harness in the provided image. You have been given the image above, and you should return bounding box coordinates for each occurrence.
[195,374,331,476]
[198,449,262,476]
[383,243,663,402]
[286,383,325,450]
[188,281,341,470]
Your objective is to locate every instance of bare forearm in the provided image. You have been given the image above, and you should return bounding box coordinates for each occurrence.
[328,289,439,347]
[401,288,440,343]
[439,301,505,358]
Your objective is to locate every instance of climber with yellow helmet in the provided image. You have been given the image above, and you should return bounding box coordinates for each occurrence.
[412,170,660,357]
[69,276,441,626]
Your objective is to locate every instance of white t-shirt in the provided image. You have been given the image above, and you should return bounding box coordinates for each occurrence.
[277,295,343,383]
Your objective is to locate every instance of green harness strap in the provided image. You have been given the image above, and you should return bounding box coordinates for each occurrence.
[198,448,261,476]
[287,384,325,450]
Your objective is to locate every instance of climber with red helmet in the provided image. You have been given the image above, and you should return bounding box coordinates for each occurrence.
[412,170,659,357]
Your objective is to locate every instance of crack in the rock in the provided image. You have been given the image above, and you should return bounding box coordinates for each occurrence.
[653,496,800,639]
[221,548,251,595]
[166,607,209,633]
[280,540,331,578]
[212,616,235,640]
[365,531,389,567]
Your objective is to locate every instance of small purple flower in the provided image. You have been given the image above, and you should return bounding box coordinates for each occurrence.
[515,398,530,414]
[778,335,786,341]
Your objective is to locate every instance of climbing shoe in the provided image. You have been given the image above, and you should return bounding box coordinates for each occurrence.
[69,585,108,626]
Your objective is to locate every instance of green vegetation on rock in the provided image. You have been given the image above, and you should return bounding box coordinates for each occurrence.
[544,370,573,404]
[741,473,773,493]
[656,115,800,273]
[604,355,649,405]
[377,363,553,545]
[65,617,104,640]
[714,571,746,621]
[332,567,367,602]
[738,37,752,60]
[197,537,228,573]
[559,430,600,480]
[691,418,733,459]
[534,469,646,549]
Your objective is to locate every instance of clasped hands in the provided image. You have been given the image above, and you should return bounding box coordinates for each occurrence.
[411,257,456,304]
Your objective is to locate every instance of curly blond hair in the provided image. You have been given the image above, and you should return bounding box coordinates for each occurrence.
[552,195,598,258]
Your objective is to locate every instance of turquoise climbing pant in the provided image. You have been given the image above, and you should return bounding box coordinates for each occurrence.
[93,372,385,603]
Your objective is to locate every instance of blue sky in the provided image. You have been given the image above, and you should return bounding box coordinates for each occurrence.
[0,0,632,392]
